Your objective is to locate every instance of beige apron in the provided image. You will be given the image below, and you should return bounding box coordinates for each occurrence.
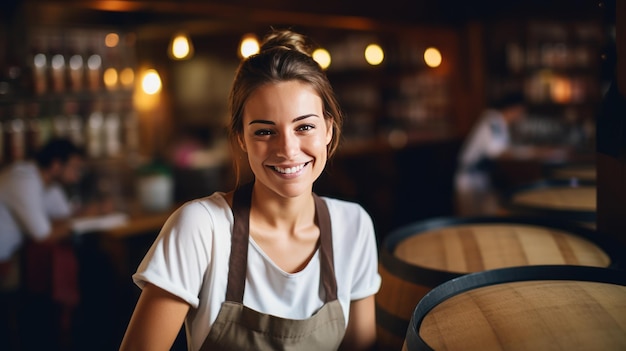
[199,182,346,351]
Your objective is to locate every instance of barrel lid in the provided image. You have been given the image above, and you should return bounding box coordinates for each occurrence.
[382,216,625,278]
[502,179,596,222]
[405,265,626,351]
[545,162,596,182]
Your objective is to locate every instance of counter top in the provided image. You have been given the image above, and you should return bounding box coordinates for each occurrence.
[72,203,178,239]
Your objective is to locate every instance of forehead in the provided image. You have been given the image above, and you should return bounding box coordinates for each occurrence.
[243,81,322,118]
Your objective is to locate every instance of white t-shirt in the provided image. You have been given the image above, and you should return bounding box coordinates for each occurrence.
[43,183,73,219]
[133,192,381,351]
[456,109,511,191]
[0,162,51,261]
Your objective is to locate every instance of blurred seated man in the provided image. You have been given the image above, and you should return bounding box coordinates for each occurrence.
[0,137,85,351]
[454,92,526,217]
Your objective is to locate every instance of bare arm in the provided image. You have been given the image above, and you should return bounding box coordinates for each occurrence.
[340,295,377,351]
[120,283,190,351]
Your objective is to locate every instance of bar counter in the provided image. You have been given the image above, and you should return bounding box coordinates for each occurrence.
[104,207,175,239]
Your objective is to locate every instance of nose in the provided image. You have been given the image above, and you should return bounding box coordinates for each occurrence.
[276,132,299,159]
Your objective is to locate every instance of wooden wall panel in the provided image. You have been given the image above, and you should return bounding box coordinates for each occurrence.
[597,0,626,250]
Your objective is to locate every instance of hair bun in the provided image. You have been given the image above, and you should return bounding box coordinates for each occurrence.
[259,29,313,57]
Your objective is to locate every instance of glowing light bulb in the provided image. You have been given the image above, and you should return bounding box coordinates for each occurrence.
[142,69,162,95]
[169,33,194,60]
[239,34,260,58]
[105,33,120,48]
[120,67,134,88]
[313,48,331,69]
[424,47,442,68]
[365,44,384,66]
[103,67,118,89]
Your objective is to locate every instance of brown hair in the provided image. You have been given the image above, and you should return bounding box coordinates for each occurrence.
[228,28,344,183]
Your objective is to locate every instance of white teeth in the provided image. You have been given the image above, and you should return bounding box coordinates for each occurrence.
[274,163,306,174]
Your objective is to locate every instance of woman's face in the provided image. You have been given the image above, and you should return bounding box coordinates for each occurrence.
[241,80,332,199]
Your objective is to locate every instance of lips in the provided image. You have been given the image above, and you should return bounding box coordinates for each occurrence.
[271,162,310,174]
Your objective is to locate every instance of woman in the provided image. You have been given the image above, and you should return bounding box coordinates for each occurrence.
[120,29,381,351]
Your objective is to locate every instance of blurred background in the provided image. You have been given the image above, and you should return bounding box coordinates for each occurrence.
[0,0,620,350]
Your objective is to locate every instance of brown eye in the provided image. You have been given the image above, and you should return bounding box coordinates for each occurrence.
[297,124,315,132]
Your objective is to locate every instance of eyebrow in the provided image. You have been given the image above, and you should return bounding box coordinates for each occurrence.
[248,114,319,125]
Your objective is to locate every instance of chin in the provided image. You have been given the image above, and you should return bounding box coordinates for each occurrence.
[280,182,313,198]
[262,179,313,199]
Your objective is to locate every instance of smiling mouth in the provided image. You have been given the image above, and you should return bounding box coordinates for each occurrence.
[271,162,310,174]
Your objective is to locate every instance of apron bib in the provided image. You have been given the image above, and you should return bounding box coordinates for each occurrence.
[200,182,346,351]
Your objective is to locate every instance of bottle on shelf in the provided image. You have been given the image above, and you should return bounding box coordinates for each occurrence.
[3,103,26,163]
[24,101,42,159]
[64,100,84,147]
[104,101,122,157]
[86,99,105,158]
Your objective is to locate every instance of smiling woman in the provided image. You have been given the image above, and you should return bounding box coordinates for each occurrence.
[120,28,382,351]
[241,81,331,199]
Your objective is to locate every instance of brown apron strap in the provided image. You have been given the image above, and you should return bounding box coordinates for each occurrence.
[313,193,338,301]
[226,181,337,303]
[225,181,253,303]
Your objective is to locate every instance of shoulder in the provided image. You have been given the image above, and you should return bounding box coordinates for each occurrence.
[164,192,232,231]
[320,196,370,220]
[1,162,42,194]
[473,110,506,137]
[7,162,38,179]
[319,196,374,235]
[181,192,230,214]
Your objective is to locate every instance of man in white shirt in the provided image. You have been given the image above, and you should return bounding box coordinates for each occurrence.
[455,92,526,216]
[0,137,85,350]
[0,138,84,268]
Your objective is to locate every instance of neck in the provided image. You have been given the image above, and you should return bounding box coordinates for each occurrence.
[250,184,316,232]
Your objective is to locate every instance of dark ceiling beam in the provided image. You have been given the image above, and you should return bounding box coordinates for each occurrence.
[21,0,451,33]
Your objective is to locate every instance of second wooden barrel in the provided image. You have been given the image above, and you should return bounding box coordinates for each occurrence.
[403,265,626,351]
[504,179,596,228]
[547,163,596,182]
[375,216,622,351]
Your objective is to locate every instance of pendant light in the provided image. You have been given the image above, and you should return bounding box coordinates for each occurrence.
[239,33,260,59]
[168,32,194,60]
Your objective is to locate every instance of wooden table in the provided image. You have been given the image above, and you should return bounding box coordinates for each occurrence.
[104,208,175,239]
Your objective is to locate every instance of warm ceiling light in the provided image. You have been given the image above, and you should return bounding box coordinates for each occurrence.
[312,48,331,69]
[141,69,162,95]
[169,32,194,60]
[103,67,118,89]
[239,34,260,59]
[551,76,572,103]
[424,47,442,68]
[120,67,135,88]
[105,33,120,48]
[365,43,384,66]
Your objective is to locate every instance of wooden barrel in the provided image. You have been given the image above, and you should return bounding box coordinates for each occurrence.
[504,179,596,228]
[403,265,626,351]
[375,216,623,351]
[547,163,596,182]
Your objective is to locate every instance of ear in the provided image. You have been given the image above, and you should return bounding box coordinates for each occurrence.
[325,119,333,146]
[237,135,247,153]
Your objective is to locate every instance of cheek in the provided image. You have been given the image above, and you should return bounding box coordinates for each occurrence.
[311,137,329,156]
[64,170,77,182]
[244,143,266,165]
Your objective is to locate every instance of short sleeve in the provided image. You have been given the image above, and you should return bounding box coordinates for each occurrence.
[6,166,50,240]
[132,201,215,308]
[349,206,381,300]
